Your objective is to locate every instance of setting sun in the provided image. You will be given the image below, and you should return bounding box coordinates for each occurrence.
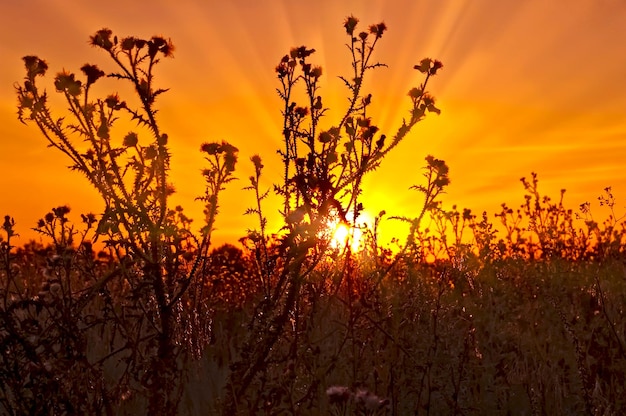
[328,211,372,252]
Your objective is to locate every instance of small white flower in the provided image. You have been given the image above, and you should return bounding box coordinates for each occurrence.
[355,389,384,411]
[326,385,351,404]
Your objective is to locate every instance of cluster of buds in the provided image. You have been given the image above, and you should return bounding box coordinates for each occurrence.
[200,141,239,174]
[425,155,450,188]
[344,15,388,41]
[36,205,71,229]
[275,46,318,80]
[90,29,174,58]
[414,58,444,76]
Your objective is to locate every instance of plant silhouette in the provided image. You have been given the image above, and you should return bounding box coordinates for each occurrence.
[15,29,238,414]
[1,14,624,416]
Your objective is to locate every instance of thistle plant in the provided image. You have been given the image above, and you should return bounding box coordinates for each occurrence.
[392,155,450,255]
[274,16,442,234]
[15,29,237,415]
[224,15,443,413]
[1,216,19,306]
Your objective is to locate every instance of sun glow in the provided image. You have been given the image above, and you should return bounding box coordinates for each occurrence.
[328,212,372,252]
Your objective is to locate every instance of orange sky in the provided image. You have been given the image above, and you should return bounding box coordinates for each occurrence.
[1,0,626,248]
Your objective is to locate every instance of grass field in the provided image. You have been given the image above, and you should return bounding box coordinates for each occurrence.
[2,186,625,415]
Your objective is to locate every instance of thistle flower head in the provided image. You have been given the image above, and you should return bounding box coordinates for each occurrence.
[430,60,443,75]
[251,154,263,172]
[23,55,48,79]
[369,22,387,39]
[144,145,158,159]
[90,28,114,51]
[120,36,136,51]
[201,142,220,155]
[344,15,359,35]
[104,94,125,110]
[148,36,175,58]
[123,132,139,147]
[54,71,82,96]
[52,205,71,218]
[222,143,239,173]
[294,106,309,118]
[80,64,105,86]
[310,66,323,79]
[276,62,289,78]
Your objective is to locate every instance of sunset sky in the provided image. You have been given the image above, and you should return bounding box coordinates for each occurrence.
[1,0,626,248]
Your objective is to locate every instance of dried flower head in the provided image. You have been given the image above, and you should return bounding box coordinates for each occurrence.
[123,132,139,147]
[344,15,359,35]
[310,66,323,79]
[2,216,15,235]
[19,93,34,109]
[81,213,97,226]
[430,60,444,75]
[54,71,82,96]
[201,142,220,155]
[318,131,333,143]
[221,142,239,172]
[414,58,432,74]
[408,87,422,100]
[290,45,315,59]
[120,36,135,51]
[52,205,71,218]
[148,36,175,58]
[251,154,263,172]
[144,145,158,159]
[80,64,105,86]
[369,22,387,39]
[294,106,309,118]
[425,155,450,187]
[90,28,114,51]
[104,93,124,109]
[22,55,48,78]
[276,63,289,78]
